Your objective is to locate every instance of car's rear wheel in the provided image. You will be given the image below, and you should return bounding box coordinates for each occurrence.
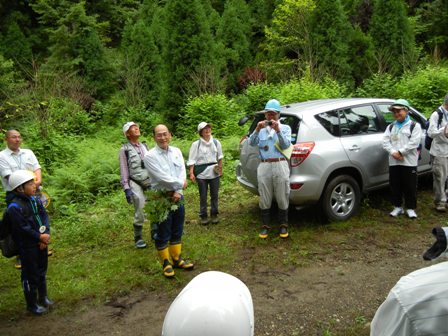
[321,175,361,221]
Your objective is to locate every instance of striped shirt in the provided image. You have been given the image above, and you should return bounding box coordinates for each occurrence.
[371,261,448,336]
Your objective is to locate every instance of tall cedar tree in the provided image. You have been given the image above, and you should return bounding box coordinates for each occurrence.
[38,1,113,98]
[310,0,352,84]
[157,0,220,123]
[369,0,417,75]
[216,0,252,93]
[122,1,164,107]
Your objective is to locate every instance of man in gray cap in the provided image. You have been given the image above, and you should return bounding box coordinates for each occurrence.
[427,93,448,212]
[119,122,151,248]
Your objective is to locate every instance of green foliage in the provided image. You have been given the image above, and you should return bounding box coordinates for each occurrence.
[121,2,164,108]
[144,189,183,224]
[369,0,418,75]
[36,1,114,98]
[216,0,252,92]
[0,54,25,103]
[395,65,448,115]
[178,93,244,139]
[44,97,93,135]
[157,0,222,122]
[309,0,352,83]
[49,138,120,208]
[415,0,448,59]
[239,82,280,115]
[278,75,347,104]
[355,73,398,98]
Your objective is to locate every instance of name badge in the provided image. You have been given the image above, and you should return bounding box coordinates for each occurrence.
[39,226,46,233]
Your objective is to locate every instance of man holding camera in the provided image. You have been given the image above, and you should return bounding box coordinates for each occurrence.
[119,122,151,249]
[249,99,292,239]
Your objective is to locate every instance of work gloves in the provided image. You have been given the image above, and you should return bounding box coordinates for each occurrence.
[125,189,134,204]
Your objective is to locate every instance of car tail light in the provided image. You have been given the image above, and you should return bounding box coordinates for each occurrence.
[290,183,303,190]
[290,142,315,167]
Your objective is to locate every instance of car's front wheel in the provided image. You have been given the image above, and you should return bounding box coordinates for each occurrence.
[320,175,361,221]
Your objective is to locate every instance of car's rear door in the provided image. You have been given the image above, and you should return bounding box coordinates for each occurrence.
[338,104,389,189]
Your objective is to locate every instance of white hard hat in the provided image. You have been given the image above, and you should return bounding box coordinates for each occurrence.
[197,122,211,133]
[162,271,254,336]
[122,122,137,136]
[9,170,35,190]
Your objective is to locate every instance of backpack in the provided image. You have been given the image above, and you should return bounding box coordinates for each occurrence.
[424,108,444,150]
[0,197,28,258]
[388,120,421,159]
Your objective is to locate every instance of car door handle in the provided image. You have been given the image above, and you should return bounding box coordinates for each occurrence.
[348,145,360,152]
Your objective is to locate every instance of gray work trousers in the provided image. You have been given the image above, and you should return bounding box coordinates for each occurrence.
[257,160,290,210]
[432,156,448,206]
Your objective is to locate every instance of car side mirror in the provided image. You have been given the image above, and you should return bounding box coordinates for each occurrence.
[238,116,250,126]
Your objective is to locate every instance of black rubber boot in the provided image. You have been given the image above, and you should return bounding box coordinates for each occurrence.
[278,209,288,225]
[133,224,147,248]
[24,288,47,316]
[259,209,271,239]
[38,282,54,307]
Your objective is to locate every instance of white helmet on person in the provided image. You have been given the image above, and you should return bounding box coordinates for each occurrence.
[9,170,35,190]
[161,271,254,336]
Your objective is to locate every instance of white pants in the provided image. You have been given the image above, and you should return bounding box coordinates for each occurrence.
[432,156,448,205]
[257,161,290,210]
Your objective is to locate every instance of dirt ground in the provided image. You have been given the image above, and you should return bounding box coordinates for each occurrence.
[0,228,436,336]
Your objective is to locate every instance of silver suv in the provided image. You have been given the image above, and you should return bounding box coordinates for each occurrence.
[236,98,432,221]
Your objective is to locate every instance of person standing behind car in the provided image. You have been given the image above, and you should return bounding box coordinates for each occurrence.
[187,122,223,225]
[382,99,422,219]
[119,122,152,249]
[427,93,448,212]
[248,99,291,239]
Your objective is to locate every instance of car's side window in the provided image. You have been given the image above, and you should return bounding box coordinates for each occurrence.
[279,116,299,144]
[315,111,340,137]
[378,104,395,126]
[378,104,425,130]
[339,105,380,135]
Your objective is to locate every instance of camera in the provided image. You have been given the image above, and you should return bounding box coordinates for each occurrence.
[265,120,273,126]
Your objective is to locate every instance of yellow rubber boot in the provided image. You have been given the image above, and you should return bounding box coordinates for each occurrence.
[169,244,194,270]
[157,248,175,278]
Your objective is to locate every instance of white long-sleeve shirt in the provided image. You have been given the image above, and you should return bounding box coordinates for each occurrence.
[371,261,448,336]
[144,145,186,193]
[382,120,422,167]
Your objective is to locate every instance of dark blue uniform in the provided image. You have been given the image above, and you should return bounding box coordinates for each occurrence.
[7,193,50,311]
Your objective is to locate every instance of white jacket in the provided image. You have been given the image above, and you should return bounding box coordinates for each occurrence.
[428,105,448,157]
[382,119,422,167]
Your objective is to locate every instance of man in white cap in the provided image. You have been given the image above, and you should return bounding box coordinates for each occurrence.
[248,99,291,239]
[119,122,152,248]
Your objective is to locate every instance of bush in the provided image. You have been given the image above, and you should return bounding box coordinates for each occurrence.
[355,73,398,98]
[178,94,244,139]
[395,65,448,115]
[45,97,94,135]
[278,75,346,104]
[240,82,279,115]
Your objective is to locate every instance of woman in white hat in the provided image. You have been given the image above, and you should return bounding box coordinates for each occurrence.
[187,122,223,225]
